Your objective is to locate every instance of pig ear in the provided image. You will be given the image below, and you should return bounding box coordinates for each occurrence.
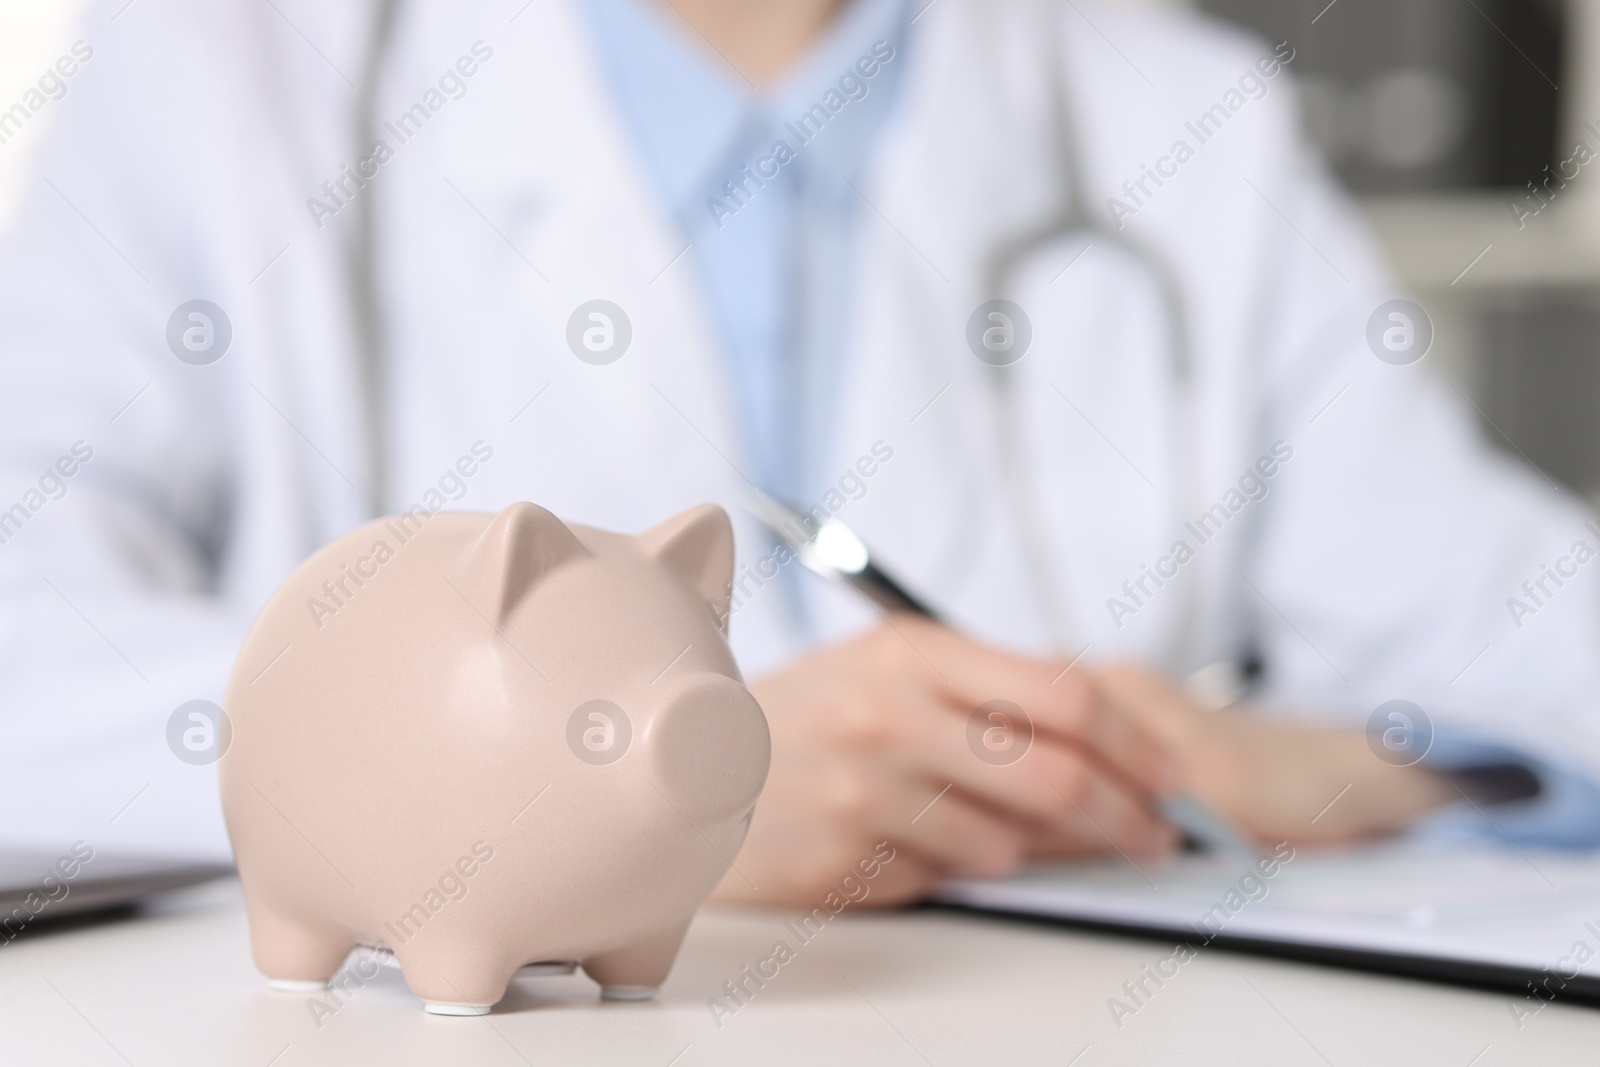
[464,502,589,621]
[636,504,734,631]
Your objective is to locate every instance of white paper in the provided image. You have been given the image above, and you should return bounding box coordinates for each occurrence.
[937,843,1600,980]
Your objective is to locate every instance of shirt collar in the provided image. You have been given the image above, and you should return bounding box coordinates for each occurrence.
[580,0,910,218]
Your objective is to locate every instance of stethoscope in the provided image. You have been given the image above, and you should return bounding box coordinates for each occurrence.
[350,0,403,523]
[973,25,1209,679]
[347,0,1252,695]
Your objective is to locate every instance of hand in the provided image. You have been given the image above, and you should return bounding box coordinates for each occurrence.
[711,619,1181,908]
[1094,664,1455,844]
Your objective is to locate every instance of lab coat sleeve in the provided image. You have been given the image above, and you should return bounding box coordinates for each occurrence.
[1232,71,1600,842]
[0,17,256,861]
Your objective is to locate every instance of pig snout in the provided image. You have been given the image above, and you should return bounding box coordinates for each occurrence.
[647,673,770,824]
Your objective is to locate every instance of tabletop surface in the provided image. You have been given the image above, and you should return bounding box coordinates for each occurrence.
[0,879,1595,1066]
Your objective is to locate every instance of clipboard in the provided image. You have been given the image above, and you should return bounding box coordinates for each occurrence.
[934,843,1600,1007]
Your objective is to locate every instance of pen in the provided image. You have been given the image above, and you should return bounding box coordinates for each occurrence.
[739,486,1258,858]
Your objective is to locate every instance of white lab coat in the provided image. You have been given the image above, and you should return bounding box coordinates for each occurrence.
[2,0,1598,860]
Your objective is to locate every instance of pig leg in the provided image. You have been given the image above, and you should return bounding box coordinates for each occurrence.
[248,904,354,991]
[582,922,691,1001]
[396,940,518,1016]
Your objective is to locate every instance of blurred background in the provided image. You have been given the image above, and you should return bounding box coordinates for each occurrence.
[1195,0,1600,508]
[3,0,1597,501]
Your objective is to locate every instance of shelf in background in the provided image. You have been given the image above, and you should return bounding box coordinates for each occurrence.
[1360,192,1600,295]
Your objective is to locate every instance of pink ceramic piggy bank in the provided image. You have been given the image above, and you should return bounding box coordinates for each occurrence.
[220,502,770,1015]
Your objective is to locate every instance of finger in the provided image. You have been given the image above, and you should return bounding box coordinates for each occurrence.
[1095,661,1202,748]
[857,849,942,906]
[868,697,1170,856]
[987,668,1178,798]
[1020,823,1108,861]
[883,784,1028,879]
[881,619,1177,795]
[1039,758,1179,859]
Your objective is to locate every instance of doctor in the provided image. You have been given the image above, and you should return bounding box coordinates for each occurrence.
[2,0,1599,908]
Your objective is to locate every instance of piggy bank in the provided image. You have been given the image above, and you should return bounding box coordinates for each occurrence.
[220,502,770,1015]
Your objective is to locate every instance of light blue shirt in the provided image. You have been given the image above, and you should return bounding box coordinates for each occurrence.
[575,0,1600,850]
[579,0,909,505]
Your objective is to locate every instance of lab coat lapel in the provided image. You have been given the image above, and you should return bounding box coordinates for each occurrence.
[817,0,1185,662]
[388,0,806,671]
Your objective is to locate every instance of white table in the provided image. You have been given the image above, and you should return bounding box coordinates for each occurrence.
[0,879,1594,1065]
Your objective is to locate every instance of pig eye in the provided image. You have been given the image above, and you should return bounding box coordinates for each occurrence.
[648,675,770,824]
